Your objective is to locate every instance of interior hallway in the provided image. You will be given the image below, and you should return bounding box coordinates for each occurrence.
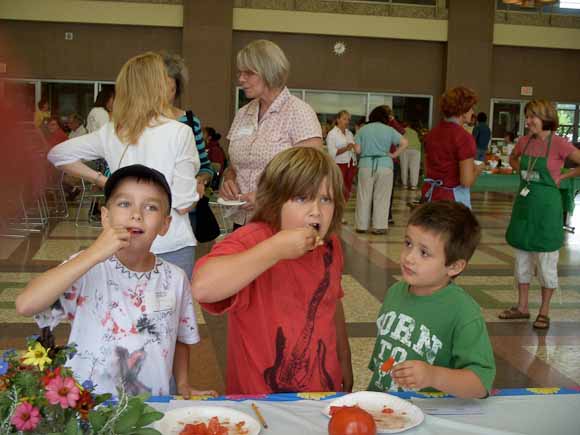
[1,188,579,395]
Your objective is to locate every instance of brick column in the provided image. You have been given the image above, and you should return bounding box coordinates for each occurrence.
[181,0,233,140]
[446,0,495,115]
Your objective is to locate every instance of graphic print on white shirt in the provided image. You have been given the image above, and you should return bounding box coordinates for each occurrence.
[35,254,199,396]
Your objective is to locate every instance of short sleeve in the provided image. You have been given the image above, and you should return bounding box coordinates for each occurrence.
[556,136,578,161]
[288,101,322,145]
[195,229,265,315]
[455,130,477,162]
[391,129,402,146]
[326,129,339,158]
[176,276,200,345]
[451,317,496,393]
[513,136,528,156]
[34,255,87,330]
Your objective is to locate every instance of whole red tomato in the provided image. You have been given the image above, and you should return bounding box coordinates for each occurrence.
[328,406,377,435]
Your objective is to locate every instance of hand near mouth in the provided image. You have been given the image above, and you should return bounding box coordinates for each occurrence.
[271,226,323,261]
[87,224,131,262]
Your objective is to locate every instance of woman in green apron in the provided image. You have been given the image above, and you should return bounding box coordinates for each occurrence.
[499,100,580,329]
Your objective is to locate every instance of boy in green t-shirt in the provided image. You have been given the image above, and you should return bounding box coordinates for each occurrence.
[368,201,495,398]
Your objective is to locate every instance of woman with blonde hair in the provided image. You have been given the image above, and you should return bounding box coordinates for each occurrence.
[220,39,323,228]
[499,99,580,329]
[48,52,200,279]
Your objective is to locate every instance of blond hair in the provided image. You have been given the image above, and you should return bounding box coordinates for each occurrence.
[251,147,344,236]
[113,52,172,144]
[524,99,559,131]
[237,40,289,90]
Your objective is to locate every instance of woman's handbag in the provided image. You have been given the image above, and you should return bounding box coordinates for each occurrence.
[191,196,220,242]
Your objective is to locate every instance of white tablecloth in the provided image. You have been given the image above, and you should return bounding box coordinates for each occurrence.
[151,393,580,435]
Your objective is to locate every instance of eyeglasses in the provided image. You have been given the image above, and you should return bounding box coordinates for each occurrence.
[237,70,257,79]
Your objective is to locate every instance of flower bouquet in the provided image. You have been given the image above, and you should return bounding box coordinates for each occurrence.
[0,334,164,434]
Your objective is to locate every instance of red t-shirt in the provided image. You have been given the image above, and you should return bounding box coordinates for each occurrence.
[421,120,476,201]
[514,134,577,184]
[197,222,345,395]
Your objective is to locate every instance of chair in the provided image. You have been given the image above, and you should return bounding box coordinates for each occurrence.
[75,177,103,228]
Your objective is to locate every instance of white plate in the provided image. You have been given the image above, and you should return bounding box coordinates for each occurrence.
[217,197,247,207]
[474,160,484,166]
[154,405,261,435]
[322,391,424,433]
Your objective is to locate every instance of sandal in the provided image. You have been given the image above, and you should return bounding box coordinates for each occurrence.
[498,306,530,320]
[533,314,550,329]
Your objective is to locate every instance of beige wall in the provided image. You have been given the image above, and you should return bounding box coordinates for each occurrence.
[0,20,181,80]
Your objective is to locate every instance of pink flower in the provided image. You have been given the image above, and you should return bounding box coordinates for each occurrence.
[11,402,41,431]
[45,376,80,409]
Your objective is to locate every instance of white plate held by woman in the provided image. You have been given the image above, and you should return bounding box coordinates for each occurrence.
[217,197,247,207]
[322,391,424,433]
[154,405,261,435]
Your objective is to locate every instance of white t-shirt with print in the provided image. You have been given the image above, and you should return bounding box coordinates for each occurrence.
[34,254,200,396]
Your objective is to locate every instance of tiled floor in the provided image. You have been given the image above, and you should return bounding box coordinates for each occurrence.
[1,188,579,395]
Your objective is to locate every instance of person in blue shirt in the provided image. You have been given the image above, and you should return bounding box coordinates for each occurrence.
[472,112,491,161]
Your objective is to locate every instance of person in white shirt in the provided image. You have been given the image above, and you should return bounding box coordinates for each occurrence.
[48,52,200,280]
[87,88,113,133]
[68,113,88,139]
[16,165,216,398]
[326,110,359,202]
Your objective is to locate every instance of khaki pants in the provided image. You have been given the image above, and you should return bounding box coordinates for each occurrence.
[355,167,393,231]
[400,149,421,188]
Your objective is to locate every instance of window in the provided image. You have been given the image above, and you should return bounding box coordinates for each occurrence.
[235,88,433,134]
[491,100,523,139]
[41,82,95,125]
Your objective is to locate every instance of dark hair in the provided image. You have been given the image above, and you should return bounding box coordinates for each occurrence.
[408,201,481,267]
[204,127,221,141]
[477,112,487,123]
[440,86,478,118]
[94,88,115,109]
[38,98,49,110]
[368,105,390,125]
[504,132,515,143]
[104,164,172,214]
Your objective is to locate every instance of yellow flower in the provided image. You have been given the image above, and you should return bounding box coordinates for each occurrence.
[22,343,52,371]
[526,388,560,395]
[297,392,335,400]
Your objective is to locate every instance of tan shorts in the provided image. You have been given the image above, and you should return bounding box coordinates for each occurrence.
[514,249,559,289]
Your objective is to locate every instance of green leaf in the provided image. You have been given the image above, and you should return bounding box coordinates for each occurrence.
[135,411,164,427]
[114,402,143,433]
[65,418,81,435]
[89,411,107,431]
[130,428,162,435]
[93,393,112,406]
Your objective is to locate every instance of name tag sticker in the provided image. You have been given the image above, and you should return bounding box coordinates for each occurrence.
[520,187,530,197]
[145,290,175,313]
[237,126,254,137]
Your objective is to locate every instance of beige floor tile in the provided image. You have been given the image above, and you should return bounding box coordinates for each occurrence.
[348,337,376,392]
[33,240,93,260]
[0,239,25,260]
[342,275,381,323]
[49,221,101,238]
[523,345,580,385]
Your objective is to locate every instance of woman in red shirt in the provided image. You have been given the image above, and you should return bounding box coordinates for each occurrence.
[421,87,483,208]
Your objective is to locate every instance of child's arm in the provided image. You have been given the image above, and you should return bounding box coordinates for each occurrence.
[334,300,353,392]
[173,341,217,399]
[15,225,130,316]
[192,227,322,303]
[391,361,487,399]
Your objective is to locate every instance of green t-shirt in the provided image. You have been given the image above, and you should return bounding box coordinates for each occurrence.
[404,127,421,151]
[367,281,495,393]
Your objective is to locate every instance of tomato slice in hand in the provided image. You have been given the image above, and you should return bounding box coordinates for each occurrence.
[380,356,395,373]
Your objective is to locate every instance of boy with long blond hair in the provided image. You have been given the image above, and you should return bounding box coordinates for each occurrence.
[192,147,353,394]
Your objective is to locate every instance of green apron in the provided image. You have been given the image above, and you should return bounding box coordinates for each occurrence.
[505,134,563,252]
